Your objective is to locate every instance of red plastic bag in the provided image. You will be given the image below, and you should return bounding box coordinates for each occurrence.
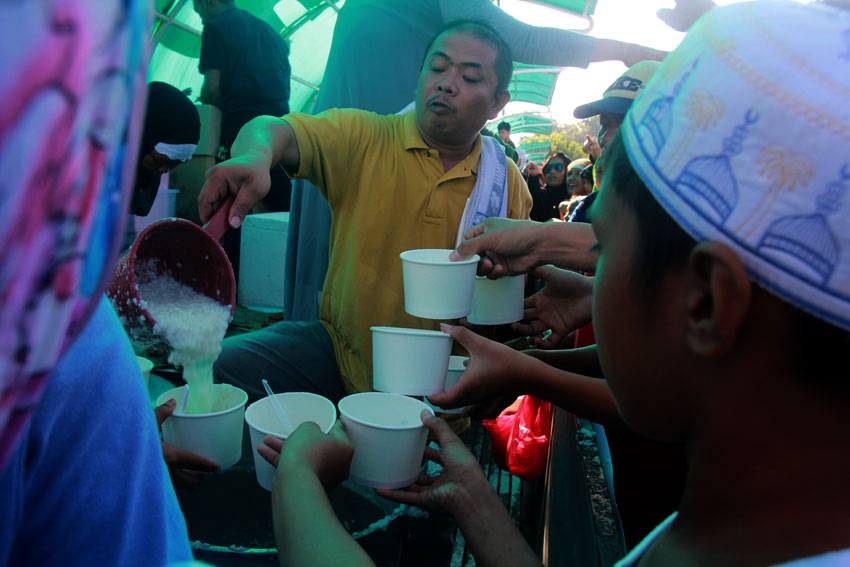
[483,395,552,480]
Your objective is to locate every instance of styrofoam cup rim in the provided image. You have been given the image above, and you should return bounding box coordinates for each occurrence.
[245,392,337,438]
[399,249,480,266]
[338,393,434,431]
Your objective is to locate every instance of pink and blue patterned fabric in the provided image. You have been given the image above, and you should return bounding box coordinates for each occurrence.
[622,1,850,332]
[0,0,149,466]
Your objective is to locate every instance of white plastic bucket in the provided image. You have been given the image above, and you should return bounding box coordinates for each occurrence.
[400,249,479,319]
[371,326,452,396]
[244,392,337,491]
[156,384,248,469]
[338,392,434,489]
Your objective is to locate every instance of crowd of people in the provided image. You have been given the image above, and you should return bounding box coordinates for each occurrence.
[1,0,849,566]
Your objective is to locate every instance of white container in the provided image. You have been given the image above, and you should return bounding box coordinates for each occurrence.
[134,188,179,233]
[136,355,153,388]
[426,356,469,415]
[238,212,289,312]
[467,275,525,325]
[195,103,222,157]
[400,249,480,319]
[338,393,434,489]
[371,326,452,396]
[156,384,248,469]
[244,392,337,491]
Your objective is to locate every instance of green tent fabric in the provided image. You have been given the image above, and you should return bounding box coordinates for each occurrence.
[487,113,555,136]
[149,0,339,113]
[519,139,553,165]
[147,0,595,114]
[507,63,562,107]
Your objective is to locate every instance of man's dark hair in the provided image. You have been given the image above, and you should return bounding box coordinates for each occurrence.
[498,121,511,132]
[421,19,513,95]
[603,131,850,395]
[602,132,695,288]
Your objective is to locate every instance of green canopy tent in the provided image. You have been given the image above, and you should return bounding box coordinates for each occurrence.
[519,139,554,165]
[147,0,596,114]
[149,0,341,113]
[487,113,556,137]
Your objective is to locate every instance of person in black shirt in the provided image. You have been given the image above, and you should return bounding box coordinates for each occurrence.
[193,0,293,277]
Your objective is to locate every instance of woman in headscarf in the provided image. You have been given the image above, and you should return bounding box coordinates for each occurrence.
[0,3,193,564]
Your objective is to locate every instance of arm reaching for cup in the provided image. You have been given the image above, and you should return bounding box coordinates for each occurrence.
[155,399,221,489]
[377,413,542,567]
[432,325,622,425]
[198,116,301,228]
[512,266,594,349]
[451,218,599,276]
[258,422,376,567]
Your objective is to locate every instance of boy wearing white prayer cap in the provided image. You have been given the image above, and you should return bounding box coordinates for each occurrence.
[258,2,850,565]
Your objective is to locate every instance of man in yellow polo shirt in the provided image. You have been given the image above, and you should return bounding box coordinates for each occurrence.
[199,20,532,408]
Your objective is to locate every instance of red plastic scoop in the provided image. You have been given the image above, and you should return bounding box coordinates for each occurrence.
[108,197,236,327]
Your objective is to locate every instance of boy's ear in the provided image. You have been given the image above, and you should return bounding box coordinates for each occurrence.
[684,242,751,356]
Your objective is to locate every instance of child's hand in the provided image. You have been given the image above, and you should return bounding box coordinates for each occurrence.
[512,266,594,349]
[259,421,353,492]
[376,412,492,516]
[155,398,221,488]
[429,325,530,418]
[452,218,545,279]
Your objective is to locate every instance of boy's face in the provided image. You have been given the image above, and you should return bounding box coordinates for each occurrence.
[590,184,690,439]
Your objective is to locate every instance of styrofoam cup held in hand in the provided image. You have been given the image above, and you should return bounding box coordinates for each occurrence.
[338,393,434,489]
[371,326,453,396]
[467,275,525,325]
[426,355,469,415]
[136,356,153,388]
[245,392,337,491]
[156,384,248,470]
[400,249,480,319]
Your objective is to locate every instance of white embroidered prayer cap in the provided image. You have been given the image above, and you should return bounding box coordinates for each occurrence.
[622,1,850,331]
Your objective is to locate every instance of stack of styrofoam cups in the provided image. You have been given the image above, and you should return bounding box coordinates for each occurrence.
[340,248,480,489]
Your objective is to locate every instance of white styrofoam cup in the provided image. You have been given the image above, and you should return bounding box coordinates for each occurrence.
[400,249,480,319]
[467,275,525,325]
[371,326,452,396]
[156,384,248,470]
[426,355,469,414]
[244,392,337,491]
[338,392,434,489]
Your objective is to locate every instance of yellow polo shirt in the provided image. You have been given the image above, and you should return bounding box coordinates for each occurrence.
[283,109,532,395]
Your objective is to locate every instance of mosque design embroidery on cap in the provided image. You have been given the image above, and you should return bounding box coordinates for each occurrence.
[635,59,703,161]
[757,164,849,287]
[666,109,759,225]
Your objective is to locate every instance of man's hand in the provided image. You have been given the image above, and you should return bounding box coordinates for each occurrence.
[259,421,354,492]
[657,0,717,32]
[198,152,272,228]
[512,266,594,349]
[451,218,546,278]
[155,399,221,488]
[583,135,601,161]
[376,412,493,515]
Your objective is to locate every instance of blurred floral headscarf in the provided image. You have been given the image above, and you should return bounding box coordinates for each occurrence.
[0,0,149,466]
